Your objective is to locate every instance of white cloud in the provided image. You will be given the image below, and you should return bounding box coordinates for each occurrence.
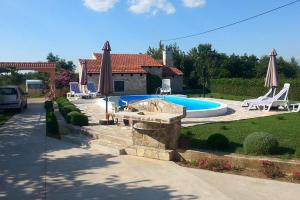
[128,0,176,15]
[83,0,119,12]
[181,0,206,8]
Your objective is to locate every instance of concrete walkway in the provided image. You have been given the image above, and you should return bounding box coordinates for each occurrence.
[0,99,299,200]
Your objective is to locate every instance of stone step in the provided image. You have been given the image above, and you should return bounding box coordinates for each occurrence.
[61,134,127,156]
[125,145,175,161]
[83,126,133,147]
[86,125,133,138]
[86,131,133,146]
[88,140,126,156]
[61,134,92,149]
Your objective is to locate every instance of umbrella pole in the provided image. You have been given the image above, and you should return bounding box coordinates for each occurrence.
[105,95,108,122]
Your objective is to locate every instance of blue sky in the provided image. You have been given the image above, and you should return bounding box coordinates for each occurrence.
[0,0,299,71]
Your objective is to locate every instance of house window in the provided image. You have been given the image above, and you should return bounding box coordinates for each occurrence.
[114,81,125,92]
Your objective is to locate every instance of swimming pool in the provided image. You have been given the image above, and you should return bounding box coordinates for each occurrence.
[118,95,228,118]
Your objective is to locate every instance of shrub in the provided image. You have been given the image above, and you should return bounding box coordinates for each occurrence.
[58,101,73,110]
[55,96,68,103]
[198,159,232,172]
[243,132,279,155]
[44,101,53,111]
[198,160,209,169]
[67,111,88,126]
[292,172,300,180]
[207,133,229,150]
[67,111,77,123]
[46,111,59,135]
[56,97,71,108]
[261,161,284,179]
[61,105,79,118]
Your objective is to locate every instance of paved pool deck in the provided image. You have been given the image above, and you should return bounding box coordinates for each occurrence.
[0,99,299,200]
[181,98,287,127]
[71,97,286,127]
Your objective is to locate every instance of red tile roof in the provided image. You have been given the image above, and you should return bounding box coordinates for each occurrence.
[0,62,56,69]
[162,66,183,76]
[80,53,163,74]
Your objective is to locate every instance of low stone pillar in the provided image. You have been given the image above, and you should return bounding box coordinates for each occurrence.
[132,120,181,150]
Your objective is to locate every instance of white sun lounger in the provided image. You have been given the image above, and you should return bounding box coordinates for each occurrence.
[67,82,90,98]
[248,83,290,111]
[87,81,98,97]
[242,88,276,107]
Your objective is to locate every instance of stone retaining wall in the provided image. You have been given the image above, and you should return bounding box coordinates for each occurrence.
[175,149,300,172]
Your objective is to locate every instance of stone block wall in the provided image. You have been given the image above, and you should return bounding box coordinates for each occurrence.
[143,67,162,78]
[164,75,183,93]
[88,74,147,95]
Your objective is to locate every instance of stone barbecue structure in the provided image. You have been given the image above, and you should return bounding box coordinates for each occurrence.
[113,98,186,160]
[79,47,183,95]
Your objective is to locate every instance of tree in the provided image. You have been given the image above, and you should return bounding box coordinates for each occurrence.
[55,70,77,89]
[47,52,76,72]
[146,42,164,60]
[146,43,299,89]
[188,44,221,90]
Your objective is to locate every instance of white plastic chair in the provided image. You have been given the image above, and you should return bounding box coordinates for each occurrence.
[160,79,171,95]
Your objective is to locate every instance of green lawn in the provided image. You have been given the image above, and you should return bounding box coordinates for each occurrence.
[182,112,300,159]
[187,93,253,101]
[0,113,13,127]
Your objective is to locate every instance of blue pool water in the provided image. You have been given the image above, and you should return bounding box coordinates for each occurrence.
[118,95,221,111]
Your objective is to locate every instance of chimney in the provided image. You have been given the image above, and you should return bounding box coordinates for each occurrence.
[163,47,174,67]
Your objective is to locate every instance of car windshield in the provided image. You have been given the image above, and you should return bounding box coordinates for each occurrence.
[0,88,17,95]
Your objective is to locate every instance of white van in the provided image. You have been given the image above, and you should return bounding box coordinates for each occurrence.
[0,85,27,111]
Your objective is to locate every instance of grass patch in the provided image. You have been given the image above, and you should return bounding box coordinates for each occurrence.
[187,93,253,101]
[0,112,14,127]
[181,112,300,159]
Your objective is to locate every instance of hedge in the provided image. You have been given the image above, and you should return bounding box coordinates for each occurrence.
[67,111,89,126]
[210,78,300,101]
[44,101,59,137]
[55,97,89,126]
[61,105,80,118]
[44,101,53,111]
[46,111,59,135]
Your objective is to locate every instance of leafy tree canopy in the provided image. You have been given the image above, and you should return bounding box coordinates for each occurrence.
[147,43,300,89]
[47,52,76,72]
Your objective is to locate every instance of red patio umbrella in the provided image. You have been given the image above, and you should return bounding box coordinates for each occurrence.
[98,41,113,121]
[80,60,88,86]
